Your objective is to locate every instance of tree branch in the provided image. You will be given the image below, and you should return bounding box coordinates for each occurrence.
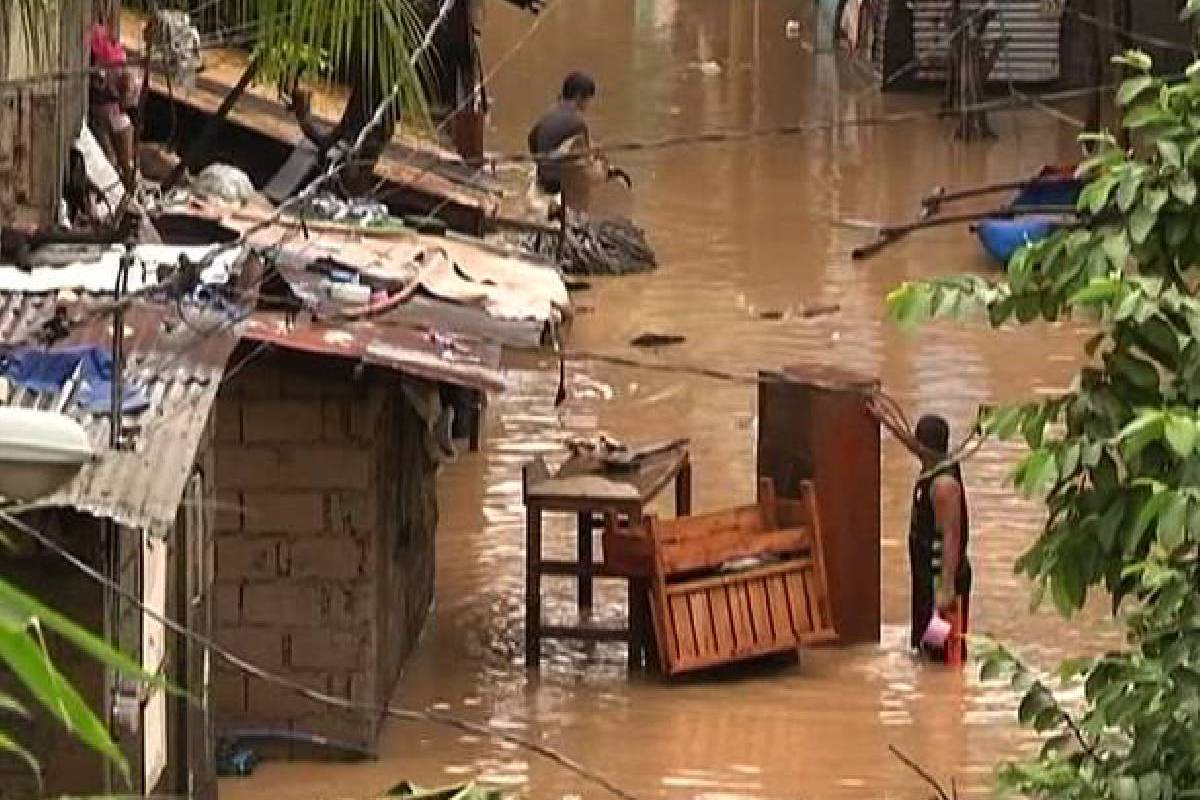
[889,745,953,800]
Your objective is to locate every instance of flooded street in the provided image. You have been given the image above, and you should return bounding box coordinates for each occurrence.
[223,2,1117,798]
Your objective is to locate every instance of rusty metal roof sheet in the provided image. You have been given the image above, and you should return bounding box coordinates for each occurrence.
[0,292,239,532]
[242,312,506,394]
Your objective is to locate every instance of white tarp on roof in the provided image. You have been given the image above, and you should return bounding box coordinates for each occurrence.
[0,244,241,293]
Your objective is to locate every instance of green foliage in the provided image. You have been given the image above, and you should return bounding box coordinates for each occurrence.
[887,50,1200,800]
[233,0,432,127]
[0,575,166,784]
[120,0,433,126]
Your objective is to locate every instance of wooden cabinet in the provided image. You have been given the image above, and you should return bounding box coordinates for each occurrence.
[756,365,881,644]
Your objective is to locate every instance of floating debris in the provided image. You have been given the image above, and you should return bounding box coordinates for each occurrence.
[630,333,686,348]
[523,212,656,276]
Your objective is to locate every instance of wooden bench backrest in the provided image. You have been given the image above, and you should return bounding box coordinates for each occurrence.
[646,479,822,578]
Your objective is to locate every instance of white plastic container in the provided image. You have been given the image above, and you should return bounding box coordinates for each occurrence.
[322,279,371,306]
[0,407,94,500]
[921,611,952,650]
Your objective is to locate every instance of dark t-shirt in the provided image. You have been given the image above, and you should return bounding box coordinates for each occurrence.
[527,102,588,189]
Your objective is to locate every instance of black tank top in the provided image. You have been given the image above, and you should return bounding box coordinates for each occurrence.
[910,464,972,595]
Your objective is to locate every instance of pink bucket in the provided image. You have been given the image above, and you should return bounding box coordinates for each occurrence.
[922,612,952,650]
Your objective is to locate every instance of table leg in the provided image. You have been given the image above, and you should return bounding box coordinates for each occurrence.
[577,511,594,615]
[626,507,648,670]
[525,505,543,669]
[628,578,646,670]
[676,459,693,516]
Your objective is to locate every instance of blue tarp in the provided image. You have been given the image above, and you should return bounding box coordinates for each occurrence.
[1,346,151,415]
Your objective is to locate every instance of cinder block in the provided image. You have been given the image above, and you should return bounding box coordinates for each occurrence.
[287,538,362,580]
[324,583,373,628]
[241,492,326,534]
[289,630,364,671]
[216,537,279,579]
[214,583,241,626]
[241,583,324,627]
[243,400,323,444]
[277,446,370,490]
[215,446,280,491]
[222,362,281,399]
[215,626,286,670]
[349,392,385,441]
[211,670,247,713]
[328,491,374,535]
[322,397,350,441]
[215,402,242,444]
[215,490,242,533]
[245,671,330,718]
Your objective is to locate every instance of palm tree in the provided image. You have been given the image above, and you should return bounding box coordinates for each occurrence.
[134,0,436,189]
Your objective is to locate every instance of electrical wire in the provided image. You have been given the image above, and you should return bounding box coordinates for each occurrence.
[0,510,642,800]
[1062,6,1196,56]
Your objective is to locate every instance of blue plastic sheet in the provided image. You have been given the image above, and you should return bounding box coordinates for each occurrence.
[2,345,151,414]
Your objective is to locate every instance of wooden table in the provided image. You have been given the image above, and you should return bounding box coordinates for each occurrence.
[522,442,692,670]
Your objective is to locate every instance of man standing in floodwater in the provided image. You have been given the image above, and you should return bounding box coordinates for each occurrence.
[527,71,597,194]
[907,415,972,663]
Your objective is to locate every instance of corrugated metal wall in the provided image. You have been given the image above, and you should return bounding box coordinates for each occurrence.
[912,0,1063,84]
[0,0,91,225]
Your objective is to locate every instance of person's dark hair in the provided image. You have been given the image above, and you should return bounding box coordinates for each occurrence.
[562,71,597,101]
[915,414,951,456]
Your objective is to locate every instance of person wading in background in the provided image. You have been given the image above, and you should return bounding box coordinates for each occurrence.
[527,71,597,195]
[909,415,972,664]
[870,406,973,665]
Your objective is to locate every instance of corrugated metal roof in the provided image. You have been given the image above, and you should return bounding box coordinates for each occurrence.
[242,312,506,393]
[0,292,238,532]
[913,1,1063,84]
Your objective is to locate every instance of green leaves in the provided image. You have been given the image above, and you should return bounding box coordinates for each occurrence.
[0,577,174,783]
[1119,76,1158,108]
[1164,413,1198,458]
[1081,173,1121,215]
[1113,51,1154,72]
[0,625,126,781]
[885,47,1200,800]
[1014,448,1059,498]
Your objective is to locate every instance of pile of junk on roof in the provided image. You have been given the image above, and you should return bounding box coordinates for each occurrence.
[0,12,584,495]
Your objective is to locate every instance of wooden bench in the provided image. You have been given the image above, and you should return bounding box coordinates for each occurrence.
[645,480,835,676]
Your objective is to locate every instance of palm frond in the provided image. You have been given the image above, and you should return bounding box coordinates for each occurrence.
[236,0,431,128]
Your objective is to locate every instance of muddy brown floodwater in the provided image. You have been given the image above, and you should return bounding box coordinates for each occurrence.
[223,2,1123,799]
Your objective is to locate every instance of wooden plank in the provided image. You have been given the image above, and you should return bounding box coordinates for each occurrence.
[657,526,811,576]
[746,579,776,646]
[785,568,815,634]
[668,591,698,666]
[727,581,754,653]
[803,563,833,633]
[688,590,717,659]
[663,560,807,593]
[766,574,795,637]
[652,504,765,543]
[708,586,735,656]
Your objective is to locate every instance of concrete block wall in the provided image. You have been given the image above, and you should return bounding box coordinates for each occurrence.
[211,351,438,752]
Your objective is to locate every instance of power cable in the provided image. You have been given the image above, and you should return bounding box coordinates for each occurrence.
[0,510,643,800]
[1062,7,1196,56]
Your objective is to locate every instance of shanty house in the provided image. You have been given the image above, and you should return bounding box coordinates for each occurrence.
[0,282,236,800]
[209,315,505,755]
[0,232,516,787]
